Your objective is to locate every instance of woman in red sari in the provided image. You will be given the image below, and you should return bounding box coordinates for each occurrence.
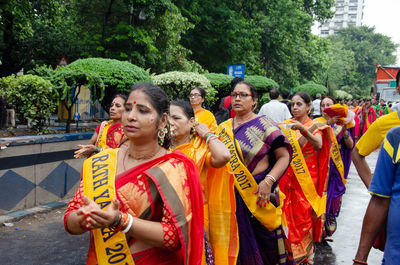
[64,83,204,265]
[361,99,377,134]
[74,94,127,159]
[279,92,332,265]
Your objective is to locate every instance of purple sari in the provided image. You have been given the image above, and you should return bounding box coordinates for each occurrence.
[233,115,294,265]
[325,125,355,236]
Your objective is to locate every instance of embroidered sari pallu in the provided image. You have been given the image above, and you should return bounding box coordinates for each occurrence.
[68,149,204,265]
[210,116,294,265]
[279,119,332,264]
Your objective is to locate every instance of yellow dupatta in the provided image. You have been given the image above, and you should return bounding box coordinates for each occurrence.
[96,120,113,148]
[279,120,329,217]
[314,117,346,185]
[82,149,134,265]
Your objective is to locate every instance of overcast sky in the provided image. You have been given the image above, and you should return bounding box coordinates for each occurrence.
[363,0,400,64]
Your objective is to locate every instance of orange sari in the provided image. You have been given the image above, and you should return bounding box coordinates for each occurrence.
[64,149,204,265]
[195,108,218,132]
[279,118,332,264]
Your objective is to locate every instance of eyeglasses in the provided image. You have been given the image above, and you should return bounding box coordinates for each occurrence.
[189,93,201,98]
[230,92,252,99]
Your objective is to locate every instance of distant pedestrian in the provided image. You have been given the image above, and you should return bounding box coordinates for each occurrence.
[312,93,322,119]
[281,90,292,114]
[258,89,291,122]
[214,77,242,124]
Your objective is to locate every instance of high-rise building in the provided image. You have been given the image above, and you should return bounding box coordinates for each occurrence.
[318,0,365,36]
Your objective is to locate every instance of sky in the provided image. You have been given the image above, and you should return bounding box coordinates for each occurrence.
[312,0,400,64]
[363,0,400,64]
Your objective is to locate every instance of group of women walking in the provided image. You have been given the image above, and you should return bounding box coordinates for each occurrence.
[65,81,355,265]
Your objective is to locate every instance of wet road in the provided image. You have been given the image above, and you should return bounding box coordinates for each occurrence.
[0,151,383,265]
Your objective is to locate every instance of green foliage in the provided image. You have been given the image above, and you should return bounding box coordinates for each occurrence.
[245,75,279,93]
[0,74,57,133]
[333,90,353,100]
[293,82,328,97]
[203,73,233,98]
[152,71,216,105]
[329,26,397,96]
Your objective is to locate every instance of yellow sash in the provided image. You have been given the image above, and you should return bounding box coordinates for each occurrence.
[218,121,283,231]
[279,126,326,217]
[314,117,346,185]
[96,120,113,148]
[83,149,134,265]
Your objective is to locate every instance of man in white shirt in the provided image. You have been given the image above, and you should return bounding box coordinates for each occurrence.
[258,89,292,122]
[312,93,322,118]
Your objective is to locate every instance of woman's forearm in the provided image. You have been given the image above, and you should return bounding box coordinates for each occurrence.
[126,218,165,248]
[66,211,88,235]
[267,147,291,182]
[208,137,231,168]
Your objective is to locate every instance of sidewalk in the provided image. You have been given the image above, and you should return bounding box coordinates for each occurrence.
[0,201,67,225]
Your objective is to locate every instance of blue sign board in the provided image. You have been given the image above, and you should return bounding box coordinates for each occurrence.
[227,64,245,78]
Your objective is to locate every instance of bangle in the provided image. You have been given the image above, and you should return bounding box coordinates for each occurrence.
[121,214,133,233]
[343,133,350,139]
[206,135,217,145]
[94,146,101,153]
[266,174,276,182]
[352,259,367,265]
[301,129,309,137]
[204,132,214,140]
[110,212,121,228]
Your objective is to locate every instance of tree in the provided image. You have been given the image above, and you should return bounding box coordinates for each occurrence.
[71,0,197,73]
[0,0,64,76]
[31,58,151,132]
[329,26,397,95]
[0,75,58,133]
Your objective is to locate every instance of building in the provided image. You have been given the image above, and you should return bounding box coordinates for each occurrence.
[319,0,365,36]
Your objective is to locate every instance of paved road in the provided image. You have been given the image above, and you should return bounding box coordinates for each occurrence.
[0,151,383,265]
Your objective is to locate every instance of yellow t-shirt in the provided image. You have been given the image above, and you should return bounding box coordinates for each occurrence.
[356,111,400,156]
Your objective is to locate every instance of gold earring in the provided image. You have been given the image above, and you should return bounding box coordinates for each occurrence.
[158,127,168,146]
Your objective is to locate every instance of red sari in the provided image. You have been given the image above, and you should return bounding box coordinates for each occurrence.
[279,118,332,264]
[64,150,204,265]
[95,120,125,148]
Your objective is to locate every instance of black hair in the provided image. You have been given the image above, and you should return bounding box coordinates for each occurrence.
[170,99,195,120]
[112,93,127,103]
[129,83,171,149]
[281,90,290,99]
[192,87,206,99]
[269,89,280,100]
[320,96,336,108]
[233,81,258,99]
[230,77,244,90]
[293,92,312,105]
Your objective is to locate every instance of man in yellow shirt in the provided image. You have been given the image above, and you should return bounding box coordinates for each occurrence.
[352,71,400,187]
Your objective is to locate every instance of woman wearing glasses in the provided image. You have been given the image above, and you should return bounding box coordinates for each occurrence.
[279,92,333,265]
[211,81,294,264]
[314,96,354,241]
[189,87,218,132]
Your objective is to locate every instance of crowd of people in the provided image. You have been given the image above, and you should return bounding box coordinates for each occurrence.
[63,73,400,265]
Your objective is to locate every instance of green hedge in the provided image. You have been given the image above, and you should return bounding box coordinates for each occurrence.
[293,82,328,97]
[153,71,217,105]
[334,90,353,100]
[245,75,279,93]
[0,75,57,133]
[203,73,234,99]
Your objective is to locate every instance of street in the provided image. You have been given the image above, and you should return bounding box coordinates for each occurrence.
[0,151,383,265]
